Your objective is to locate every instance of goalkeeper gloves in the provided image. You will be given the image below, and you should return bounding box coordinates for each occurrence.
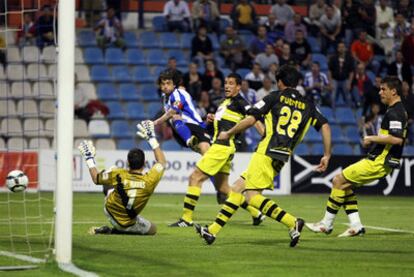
[137,120,159,150]
[78,140,96,168]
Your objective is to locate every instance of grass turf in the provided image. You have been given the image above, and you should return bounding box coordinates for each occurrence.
[1,193,414,276]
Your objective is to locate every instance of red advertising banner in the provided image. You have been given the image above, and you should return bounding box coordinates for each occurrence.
[0,152,38,189]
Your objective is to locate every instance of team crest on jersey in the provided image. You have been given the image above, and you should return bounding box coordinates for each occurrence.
[173,101,183,110]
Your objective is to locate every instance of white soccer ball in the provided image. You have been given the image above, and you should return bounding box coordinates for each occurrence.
[6,170,29,192]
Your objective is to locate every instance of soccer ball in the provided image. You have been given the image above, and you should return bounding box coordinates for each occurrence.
[6,170,29,192]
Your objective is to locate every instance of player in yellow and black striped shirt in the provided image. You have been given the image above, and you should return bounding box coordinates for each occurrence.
[195,65,332,247]
[79,121,166,235]
[306,76,408,237]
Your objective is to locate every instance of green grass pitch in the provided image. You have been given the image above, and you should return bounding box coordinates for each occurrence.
[1,193,414,276]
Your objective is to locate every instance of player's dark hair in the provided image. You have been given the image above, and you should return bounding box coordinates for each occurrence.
[382,76,403,96]
[127,148,145,170]
[275,64,300,87]
[226,73,242,85]
[158,69,181,86]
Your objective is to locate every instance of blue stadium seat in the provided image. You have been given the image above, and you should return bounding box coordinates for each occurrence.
[345,126,361,144]
[221,68,232,77]
[312,54,328,71]
[147,49,167,65]
[105,48,125,64]
[141,84,160,102]
[181,33,194,49]
[126,102,147,120]
[106,102,125,119]
[137,140,152,151]
[353,145,361,155]
[219,17,231,32]
[366,70,376,83]
[90,65,112,82]
[97,83,118,101]
[138,32,159,48]
[84,48,104,64]
[124,31,138,48]
[310,143,324,155]
[77,30,96,47]
[333,144,354,155]
[403,145,414,156]
[131,66,154,83]
[166,50,188,66]
[117,138,136,150]
[236,68,250,78]
[162,140,182,151]
[160,33,181,49]
[126,49,146,65]
[295,143,310,156]
[307,36,321,53]
[111,120,133,138]
[319,106,334,121]
[330,125,346,143]
[335,107,357,125]
[215,55,227,68]
[112,66,131,82]
[153,66,165,77]
[119,83,141,101]
[303,127,321,142]
[146,102,163,119]
[208,34,220,51]
[152,16,168,32]
[239,33,254,45]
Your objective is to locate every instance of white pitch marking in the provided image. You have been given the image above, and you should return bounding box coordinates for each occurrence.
[341,223,414,234]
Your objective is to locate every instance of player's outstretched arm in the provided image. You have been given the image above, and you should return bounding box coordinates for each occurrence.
[137,121,166,168]
[218,115,257,140]
[363,134,403,147]
[254,120,265,136]
[316,123,331,172]
[153,109,176,126]
[78,140,99,184]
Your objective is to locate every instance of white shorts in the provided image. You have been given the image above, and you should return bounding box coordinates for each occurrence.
[104,207,152,235]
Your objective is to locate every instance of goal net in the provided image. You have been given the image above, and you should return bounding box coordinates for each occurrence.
[0,0,56,269]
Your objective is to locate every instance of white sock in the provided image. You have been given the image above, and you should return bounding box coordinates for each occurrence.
[322,211,336,228]
[348,212,362,228]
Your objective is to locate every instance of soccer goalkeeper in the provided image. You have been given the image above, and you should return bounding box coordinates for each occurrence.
[79,120,166,235]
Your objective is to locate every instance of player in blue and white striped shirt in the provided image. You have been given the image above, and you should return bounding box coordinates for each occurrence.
[153,69,211,154]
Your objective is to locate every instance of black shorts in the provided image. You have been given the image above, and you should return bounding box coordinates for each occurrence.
[170,122,211,147]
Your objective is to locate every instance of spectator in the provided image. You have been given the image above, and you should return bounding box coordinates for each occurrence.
[361,102,383,153]
[266,63,279,85]
[245,63,265,91]
[196,90,216,120]
[401,81,414,144]
[94,7,125,50]
[273,37,284,57]
[81,0,103,28]
[230,0,257,33]
[284,13,308,43]
[201,59,224,91]
[15,13,35,46]
[163,0,191,32]
[191,0,220,35]
[341,0,361,46]
[183,62,203,101]
[254,43,279,72]
[328,41,355,110]
[220,26,247,71]
[263,13,282,38]
[387,50,412,87]
[240,80,257,104]
[248,25,272,60]
[191,25,213,67]
[74,78,109,122]
[106,0,122,20]
[401,23,414,66]
[165,57,183,83]
[350,62,374,109]
[355,0,376,37]
[393,13,411,51]
[304,61,331,106]
[256,76,276,101]
[290,30,312,69]
[351,30,375,68]
[0,34,6,66]
[306,0,326,36]
[270,0,294,29]
[375,0,395,56]
[35,5,56,49]
[208,77,224,108]
[396,0,413,22]
[278,42,294,66]
[319,4,342,54]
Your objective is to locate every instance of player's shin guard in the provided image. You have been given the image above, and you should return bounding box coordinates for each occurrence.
[173,119,192,144]
[240,201,261,218]
[249,194,296,229]
[182,186,201,223]
[344,189,362,227]
[208,191,243,236]
[322,188,346,227]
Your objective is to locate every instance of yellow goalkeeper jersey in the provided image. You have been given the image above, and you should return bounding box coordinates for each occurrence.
[97,164,164,227]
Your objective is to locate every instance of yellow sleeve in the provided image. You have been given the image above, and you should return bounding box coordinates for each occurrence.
[144,163,165,192]
[96,168,123,186]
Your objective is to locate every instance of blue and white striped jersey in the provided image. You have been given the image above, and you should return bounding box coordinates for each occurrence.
[163,88,204,126]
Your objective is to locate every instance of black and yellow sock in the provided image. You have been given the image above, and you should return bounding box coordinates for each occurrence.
[250,194,296,229]
[326,188,346,214]
[181,186,201,223]
[343,189,358,215]
[240,201,261,218]
[208,191,244,236]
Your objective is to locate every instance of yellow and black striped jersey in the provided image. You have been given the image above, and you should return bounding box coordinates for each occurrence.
[249,88,327,162]
[368,101,407,168]
[96,164,164,227]
[213,94,251,148]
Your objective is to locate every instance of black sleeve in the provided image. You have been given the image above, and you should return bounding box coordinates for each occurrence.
[247,92,278,120]
[235,95,252,115]
[313,107,328,131]
[386,110,406,138]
